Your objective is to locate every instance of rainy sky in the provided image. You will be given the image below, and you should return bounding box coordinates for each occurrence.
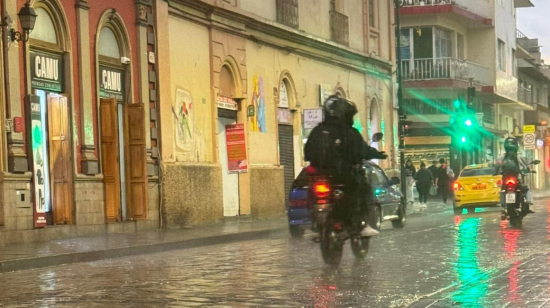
[517,0,550,63]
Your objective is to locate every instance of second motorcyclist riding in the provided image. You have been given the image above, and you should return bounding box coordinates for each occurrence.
[304,95,388,237]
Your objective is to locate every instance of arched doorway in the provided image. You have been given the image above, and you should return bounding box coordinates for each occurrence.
[217,62,242,217]
[277,74,297,205]
[97,12,147,222]
[28,1,73,226]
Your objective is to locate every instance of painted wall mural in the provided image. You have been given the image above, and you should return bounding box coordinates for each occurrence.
[172,88,205,162]
[249,76,267,133]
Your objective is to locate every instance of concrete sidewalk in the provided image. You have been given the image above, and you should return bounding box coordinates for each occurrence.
[0,218,287,274]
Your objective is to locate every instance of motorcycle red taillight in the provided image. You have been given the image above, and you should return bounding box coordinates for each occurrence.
[314,182,331,199]
[505,177,518,191]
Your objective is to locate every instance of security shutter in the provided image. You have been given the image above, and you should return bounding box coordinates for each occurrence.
[278,124,295,205]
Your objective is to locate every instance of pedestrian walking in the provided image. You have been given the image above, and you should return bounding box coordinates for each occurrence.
[414,162,434,211]
[435,158,455,205]
[428,160,438,179]
[405,159,416,205]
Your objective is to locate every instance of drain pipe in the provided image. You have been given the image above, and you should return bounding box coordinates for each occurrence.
[153,0,164,229]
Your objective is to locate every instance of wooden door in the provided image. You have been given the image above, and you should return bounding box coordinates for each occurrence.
[100,99,121,222]
[124,103,148,220]
[48,94,74,225]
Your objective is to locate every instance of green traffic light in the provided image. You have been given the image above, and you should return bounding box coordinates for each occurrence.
[461,136,467,143]
[465,119,473,127]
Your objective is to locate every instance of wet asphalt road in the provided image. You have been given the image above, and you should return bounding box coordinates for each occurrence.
[2,199,550,308]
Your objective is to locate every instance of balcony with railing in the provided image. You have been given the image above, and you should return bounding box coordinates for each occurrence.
[518,85,532,105]
[401,57,491,86]
[330,10,349,46]
[276,0,299,29]
[399,0,493,27]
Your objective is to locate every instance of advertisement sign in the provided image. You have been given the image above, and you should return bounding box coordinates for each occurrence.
[226,124,248,173]
[99,66,125,101]
[277,108,292,124]
[217,96,238,110]
[30,51,63,92]
[30,98,47,228]
[303,108,323,129]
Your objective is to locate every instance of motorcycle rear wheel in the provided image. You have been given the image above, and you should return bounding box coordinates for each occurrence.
[350,236,370,260]
[320,226,343,267]
[508,203,522,228]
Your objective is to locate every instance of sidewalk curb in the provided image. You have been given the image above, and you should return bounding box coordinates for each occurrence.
[0,227,286,274]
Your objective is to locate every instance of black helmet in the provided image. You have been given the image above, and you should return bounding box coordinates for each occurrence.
[504,137,519,153]
[323,94,357,126]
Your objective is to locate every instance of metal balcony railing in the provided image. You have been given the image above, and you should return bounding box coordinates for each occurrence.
[399,0,451,6]
[330,10,349,46]
[401,57,491,85]
[276,0,299,29]
[518,86,532,104]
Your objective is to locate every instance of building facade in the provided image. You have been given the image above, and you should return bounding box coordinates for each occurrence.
[0,0,160,245]
[515,33,550,190]
[398,0,533,172]
[155,0,398,227]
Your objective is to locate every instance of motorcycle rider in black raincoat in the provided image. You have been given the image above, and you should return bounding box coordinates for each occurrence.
[494,137,534,216]
[304,95,388,237]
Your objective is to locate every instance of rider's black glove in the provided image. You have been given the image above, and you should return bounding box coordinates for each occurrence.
[376,151,388,159]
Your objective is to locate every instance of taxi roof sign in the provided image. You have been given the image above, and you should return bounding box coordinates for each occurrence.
[523,125,536,133]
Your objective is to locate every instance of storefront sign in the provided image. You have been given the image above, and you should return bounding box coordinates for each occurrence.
[30,51,63,92]
[303,108,323,129]
[217,96,238,111]
[279,82,289,108]
[30,98,47,228]
[537,139,544,148]
[99,66,125,100]
[225,124,248,173]
[277,108,292,124]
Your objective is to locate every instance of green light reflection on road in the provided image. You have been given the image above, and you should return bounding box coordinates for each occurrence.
[453,218,490,308]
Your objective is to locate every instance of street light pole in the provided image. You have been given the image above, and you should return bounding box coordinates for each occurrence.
[394,0,407,200]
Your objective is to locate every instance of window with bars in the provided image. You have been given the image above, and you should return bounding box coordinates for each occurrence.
[276,0,299,29]
[402,99,453,115]
[482,103,495,125]
[330,9,349,46]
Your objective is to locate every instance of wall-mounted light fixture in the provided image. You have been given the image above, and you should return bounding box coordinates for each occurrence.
[1,2,37,43]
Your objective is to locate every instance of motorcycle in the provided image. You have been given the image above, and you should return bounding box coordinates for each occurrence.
[500,160,540,228]
[307,169,377,267]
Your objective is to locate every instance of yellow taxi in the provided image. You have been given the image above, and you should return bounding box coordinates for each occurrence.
[453,164,501,214]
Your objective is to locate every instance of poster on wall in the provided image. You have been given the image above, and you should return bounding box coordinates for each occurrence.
[319,84,333,106]
[30,98,47,228]
[226,124,248,173]
[249,76,267,133]
[303,108,323,129]
[172,88,195,152]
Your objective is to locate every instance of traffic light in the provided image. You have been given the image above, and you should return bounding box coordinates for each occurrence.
[402,120,413,136]
[467,87,476,107]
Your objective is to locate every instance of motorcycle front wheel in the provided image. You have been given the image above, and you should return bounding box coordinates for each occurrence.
[350,236,370,260]
[320,225,343,267]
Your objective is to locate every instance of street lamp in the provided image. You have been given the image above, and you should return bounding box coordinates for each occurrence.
[10,1,37,43]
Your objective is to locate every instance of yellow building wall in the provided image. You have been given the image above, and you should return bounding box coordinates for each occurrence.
[167,17,214,163]
[245,41,395,167]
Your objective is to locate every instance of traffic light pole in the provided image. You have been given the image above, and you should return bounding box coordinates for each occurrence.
[394,0,407,200]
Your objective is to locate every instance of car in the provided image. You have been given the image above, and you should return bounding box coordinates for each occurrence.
[452,164,502,214]
[287,161,407,238]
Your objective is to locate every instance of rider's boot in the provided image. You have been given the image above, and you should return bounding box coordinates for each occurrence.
[360,225,380,237]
